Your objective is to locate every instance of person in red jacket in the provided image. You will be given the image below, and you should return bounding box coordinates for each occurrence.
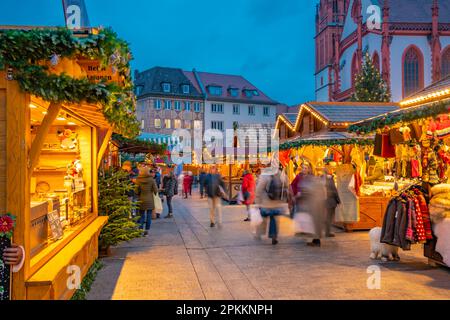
[242,170,256,221]
[183,172,193,199]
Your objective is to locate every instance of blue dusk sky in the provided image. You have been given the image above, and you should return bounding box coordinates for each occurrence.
[1,0,317,105]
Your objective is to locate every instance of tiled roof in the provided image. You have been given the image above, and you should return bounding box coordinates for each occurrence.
[380,0,450,24]
[134,67,203,99]
[305,102,399,123]
[184,70,278,105]
[403,75,450,102]
[282,113,298,126]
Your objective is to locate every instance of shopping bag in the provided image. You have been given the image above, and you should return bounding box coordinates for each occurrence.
[250,207,263,228]
[154,193,163,214]
[237,190,244,204]
[293,212,316,236]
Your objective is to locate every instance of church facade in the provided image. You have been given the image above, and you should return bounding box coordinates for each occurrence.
[315,0,450,102]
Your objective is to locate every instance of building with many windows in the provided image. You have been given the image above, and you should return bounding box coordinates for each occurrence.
[184,69,279,137]
[135,66,279,146]
[315,0,450,102]
[134,67,205,141]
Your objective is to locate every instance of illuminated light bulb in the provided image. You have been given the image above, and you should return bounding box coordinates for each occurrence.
[29,104,38,109]
[67,122,76,125]
[57,116,66,121]
[42,111,48,115]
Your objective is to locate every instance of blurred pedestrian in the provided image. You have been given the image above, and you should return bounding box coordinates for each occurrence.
[255,165,288,245]
[241,170,256,222]
[199,171,207,198]
[183,172,193,199]
[294,164,326,247]
[135,166,158,236]
[162,169,178,219]
[188,171,194,196]
[324,167,340,237]
[204,166,227,228]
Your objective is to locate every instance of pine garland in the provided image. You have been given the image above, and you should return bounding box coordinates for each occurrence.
[348,102,450,134]
[351,51,391,102]
[280,138,373,150]
[0,28,139,138]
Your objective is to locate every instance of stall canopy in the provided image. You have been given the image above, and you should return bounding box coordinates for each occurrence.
[280,131,375,150]
[139,132,179,148]
[349,76,450,134]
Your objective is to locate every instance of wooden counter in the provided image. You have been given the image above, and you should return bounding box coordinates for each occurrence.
[335,195,390,232]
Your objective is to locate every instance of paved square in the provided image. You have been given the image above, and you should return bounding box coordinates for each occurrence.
[88,195,450,300]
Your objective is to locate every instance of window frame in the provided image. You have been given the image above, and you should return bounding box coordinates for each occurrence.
[165,119,172,129]
[232,104,240,115]
[184,101,191,111]
[402,45,424,98]
[211,103,224,114]
[211,121,224,131]
[263,106,270,117]
[248,105,255,116]
[174,101,181,111]
[154,99,162,110]
[164,100,172,110]
[162,82,171,93]
[154,118,162,128]
[182,84,190,94]
[194,102,201,113]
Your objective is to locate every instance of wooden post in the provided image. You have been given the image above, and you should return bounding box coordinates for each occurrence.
[97,127,113,169]
[92,127,98,215]
[5,78,31,300]
[28,102,62,175]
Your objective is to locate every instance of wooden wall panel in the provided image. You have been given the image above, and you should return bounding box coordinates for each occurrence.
[6,79,31,300]
[0,89,6,213]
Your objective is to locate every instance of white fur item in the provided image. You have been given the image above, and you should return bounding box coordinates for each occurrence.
[369,227,400,262]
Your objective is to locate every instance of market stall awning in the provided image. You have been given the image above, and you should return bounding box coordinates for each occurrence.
[138,132,179,147]
[280,131,374,150]
[400,75,450,108]
[348,101,450,134]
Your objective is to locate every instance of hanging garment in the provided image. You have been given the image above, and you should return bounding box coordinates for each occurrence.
[414,191,433,240]
[412,196,427,244]
[374,133,396,158]
[335,164,359,222]
[409,123,423,141]
[389,128,405,145]
[381,198,398,245]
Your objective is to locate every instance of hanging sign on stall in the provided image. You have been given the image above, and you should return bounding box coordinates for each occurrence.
[77,59,122,85]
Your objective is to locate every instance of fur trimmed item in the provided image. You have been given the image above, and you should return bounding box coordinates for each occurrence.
[431,184,450,196]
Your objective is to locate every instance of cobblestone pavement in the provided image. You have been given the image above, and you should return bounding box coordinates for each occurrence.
[88,194,450,300]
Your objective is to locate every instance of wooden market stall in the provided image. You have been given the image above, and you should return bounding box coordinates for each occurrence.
[349,75,450,268]
[0,27,139,299]
[276,102,401,231]
[279,131,404,231]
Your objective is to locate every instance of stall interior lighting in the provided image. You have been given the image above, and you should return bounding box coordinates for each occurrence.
[29,104,38,109]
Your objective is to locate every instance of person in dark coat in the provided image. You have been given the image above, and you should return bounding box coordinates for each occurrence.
[135,167,158,236]
[199,171,207,198]
[204,166,227,228]
[324,167,341,237]
[162,170,178,219]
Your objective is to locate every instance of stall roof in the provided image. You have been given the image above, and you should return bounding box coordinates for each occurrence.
[281,113,298,126]
[303,102,399,124]
[280,131,374,150]
[400,75,450,108]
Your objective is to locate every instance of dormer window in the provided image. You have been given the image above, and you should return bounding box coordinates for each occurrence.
[243,89,259,98]
[208,86,222,96]
[228,88,239,97]
[182,84,190,94]
[135,85,144,96]
[162,82,171,93]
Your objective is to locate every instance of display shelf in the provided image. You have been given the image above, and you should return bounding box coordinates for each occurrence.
[40,149,80,155]
[33,168,67,174]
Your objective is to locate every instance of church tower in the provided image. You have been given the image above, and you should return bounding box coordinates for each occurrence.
[315,0,349,101]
